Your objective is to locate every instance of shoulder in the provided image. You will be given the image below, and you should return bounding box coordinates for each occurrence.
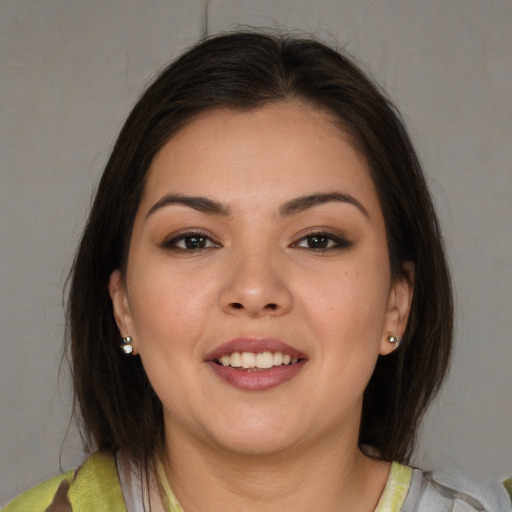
[2,470,75,512]
[406,465,511,512]
[2,452,126,512]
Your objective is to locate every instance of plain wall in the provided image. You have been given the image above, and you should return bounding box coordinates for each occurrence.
[1,0,511,503]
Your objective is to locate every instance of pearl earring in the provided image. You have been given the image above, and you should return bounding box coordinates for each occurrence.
[387,335,401,350]
[120,336,133,354]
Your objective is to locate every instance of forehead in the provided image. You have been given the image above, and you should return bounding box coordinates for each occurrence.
[141,101,379,216]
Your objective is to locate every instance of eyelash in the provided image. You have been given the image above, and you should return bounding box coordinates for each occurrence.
[292,231,353,252]
[161,231,221,252]
[161,230,352,253]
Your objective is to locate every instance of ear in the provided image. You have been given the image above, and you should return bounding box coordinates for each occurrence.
[109,270,138,354]
[379,263,414,356]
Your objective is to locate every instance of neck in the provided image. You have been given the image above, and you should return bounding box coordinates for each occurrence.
[161,422,390,512]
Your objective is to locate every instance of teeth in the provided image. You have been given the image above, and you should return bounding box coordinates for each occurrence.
[216,351,300,369]
[256,352,274,369]
[273,352,283,366]
[230,352,241,367]
[241,352,256,368]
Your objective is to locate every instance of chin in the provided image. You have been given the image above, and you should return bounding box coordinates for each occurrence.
[212,430,301,458]
[202,412,307,458]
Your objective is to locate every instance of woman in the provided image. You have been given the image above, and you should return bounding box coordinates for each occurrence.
[4,31,510,511]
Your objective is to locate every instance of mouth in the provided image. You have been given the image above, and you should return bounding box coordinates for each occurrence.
[205,338,307,391]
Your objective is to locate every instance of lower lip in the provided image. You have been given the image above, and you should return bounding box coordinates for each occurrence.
[206,360,306,391]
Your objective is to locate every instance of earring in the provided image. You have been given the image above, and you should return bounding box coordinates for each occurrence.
[387,335,401,350]
[120,336,133,354]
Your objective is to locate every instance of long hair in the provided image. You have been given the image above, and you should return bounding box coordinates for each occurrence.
[67,31,452,465]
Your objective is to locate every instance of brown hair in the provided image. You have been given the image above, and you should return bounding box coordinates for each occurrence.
[67,30,452,465]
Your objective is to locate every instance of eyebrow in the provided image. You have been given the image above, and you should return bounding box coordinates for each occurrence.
[279,192,369,218]
[146,194,231,218]
[146,191,368,220]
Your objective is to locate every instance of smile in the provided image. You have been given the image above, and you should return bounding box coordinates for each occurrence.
[206,338,307,391]
[216,351,300,369]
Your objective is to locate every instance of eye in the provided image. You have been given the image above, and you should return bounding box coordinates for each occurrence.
[162,231,221,252]
[293,232,352,251]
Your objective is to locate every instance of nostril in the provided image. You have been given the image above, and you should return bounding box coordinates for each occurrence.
[228,302,278,311]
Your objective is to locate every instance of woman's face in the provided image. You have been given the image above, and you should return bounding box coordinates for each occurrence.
[110,101,412,457]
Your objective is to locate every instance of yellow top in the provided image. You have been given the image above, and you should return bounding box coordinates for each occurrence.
[3,452,413,512]
[503,478,512,500]
[2,452,125,512]
[374,462,413,512]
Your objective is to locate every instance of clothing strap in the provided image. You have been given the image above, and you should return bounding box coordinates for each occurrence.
[116,453,183,512]
[374,462,413,512]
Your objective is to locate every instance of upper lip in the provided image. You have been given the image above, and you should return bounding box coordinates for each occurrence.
[205,337,307,362]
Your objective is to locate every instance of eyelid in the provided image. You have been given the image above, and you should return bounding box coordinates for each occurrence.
[160,229,221,251]
[291,229,353,251]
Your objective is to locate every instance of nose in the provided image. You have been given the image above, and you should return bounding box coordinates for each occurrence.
[219,249,293,318]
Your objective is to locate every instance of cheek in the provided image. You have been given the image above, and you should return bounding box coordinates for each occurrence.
[297,258,391,398]
[126,262,217,354]
[301,261,390,338]
[125,270,214,409]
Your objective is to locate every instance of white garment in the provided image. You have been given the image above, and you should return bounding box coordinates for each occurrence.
[401,467,510,512]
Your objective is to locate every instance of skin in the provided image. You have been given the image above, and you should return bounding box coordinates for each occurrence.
[110,101,413,511]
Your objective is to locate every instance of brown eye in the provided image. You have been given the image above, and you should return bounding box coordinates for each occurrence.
[183,235,208,249]
[306,235,330,249]
[162,232,220,251]
[294,232,352,251]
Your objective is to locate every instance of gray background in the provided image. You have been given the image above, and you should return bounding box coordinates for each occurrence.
[1,0,511,504]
